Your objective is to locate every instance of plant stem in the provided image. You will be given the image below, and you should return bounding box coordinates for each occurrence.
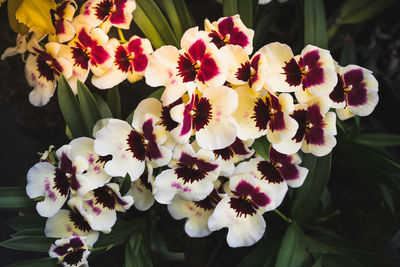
[118,28,127,43]
[274,209,293,223]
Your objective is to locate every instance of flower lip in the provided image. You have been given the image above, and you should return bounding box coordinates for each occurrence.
[174,152,218,184]
[213,138,249,161]
[229,180,270,218]
[291,105,326,145]
[53,152,79,197]
[33,48,63,82]
[251,93,285,132]
[181,94,213,135]
[93,185,129,210]
[69,208,92,233]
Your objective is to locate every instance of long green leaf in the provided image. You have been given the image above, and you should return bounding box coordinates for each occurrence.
[291,153,332,221]
[94,94,113,119]
[120,174,132,196]
[239,236,281,267]
[150,226,185,261]
[340,0,397,24]
[339,38,357,66]
[160,0,184,40]
[304,0,328,48]
[354,133,400,147]
[106,86,121,119]
[11,229,44,237]
[275,223,307,267]
[7,257,58,267]
[173,0,195,30]
[57,75,87,138]
[1,236,52,252]
[252,137,271,161]
[323,253,363,267]
[0,187,34,210]
[133,0,178,48]
[254,9,280,50]
[238,0,255,28]
[223,0,238,17]
[77,81,101,137]
[6,214,46,231]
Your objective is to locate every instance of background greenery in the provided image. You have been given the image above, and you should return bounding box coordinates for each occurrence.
[1,0,400,266]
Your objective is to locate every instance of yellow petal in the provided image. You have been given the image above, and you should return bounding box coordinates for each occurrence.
[16,0,56,34]
[7,0,29,35]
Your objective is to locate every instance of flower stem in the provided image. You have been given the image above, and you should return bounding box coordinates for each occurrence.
[274,209,292,223]
[118,28,127,43]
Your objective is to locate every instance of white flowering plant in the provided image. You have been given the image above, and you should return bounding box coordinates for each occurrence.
[0,0,400,266]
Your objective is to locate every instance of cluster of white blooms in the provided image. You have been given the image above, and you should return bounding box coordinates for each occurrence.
[17,1,380,265]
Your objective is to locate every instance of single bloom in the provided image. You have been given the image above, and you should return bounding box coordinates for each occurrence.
[329,64,379,120]
[49,236,91,267]
[49,0,77,43]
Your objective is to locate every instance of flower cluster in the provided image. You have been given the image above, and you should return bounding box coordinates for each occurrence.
[21,4,379,265]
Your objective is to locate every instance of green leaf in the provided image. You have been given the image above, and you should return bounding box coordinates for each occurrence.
[354,133,400,147]
[238,0,255,27]
[7,257,58,267]
[311,256,323,267]
[275,223,307,267]
[94,219,143,249]
[291,153,332,221]
[223,0,238,17]
[239,236,281,267]
[57,75,87,138]
[148,87,164,100]
[339,38,357,66]
[254,9,280,50]
[173,0,195,30]
[379,183,395,214]
[120,174,132,196]
[340,0,397,24]
[1,236,52,252]
[159,0,184,40]
[77,81,101,137]
[323,253,363,267]
[304,0,328,48]
[0,187,34,210]
[133,0,178,49]
[11,229,44,237]
[251,137,271,161]
[94,94,113,119]
[107,86,121,119]
[6,214,46,231]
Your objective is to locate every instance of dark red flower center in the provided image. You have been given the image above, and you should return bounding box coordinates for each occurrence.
[251,93,285,132]
[174,152,218,184]
[181,94,212,136]
[93,185,128,210]
[53,152,79,197]
[213,138,249,160]
[291,105,325,145]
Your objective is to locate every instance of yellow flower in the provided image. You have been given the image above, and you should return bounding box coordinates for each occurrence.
[15,0,56,34]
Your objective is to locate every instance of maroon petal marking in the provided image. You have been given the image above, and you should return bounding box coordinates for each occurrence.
[257,161,284,183]
[304,67,324,88]
[53,168,70,196]
[213,147,234,161]
[193,97,212,131]
[146,142,162,161]
[345,69,367,106]
[126,130,146,161]
[218,17,234,37]
[53,152,79,196]
[175,152,216,184]
[142,119,156,142]
[302,50,320,68]
[36,56,56,82]
[94,0,113,21]
[279,162,299,181]
[283,58,302,86]
[127,38,143,54]
[77,29,95,48]
[229,197,257,217]
[53,244,69,256]
[109,0,127,25]
[214,138,249,160]
[132,53,148,72]
[269,111,286,131]
[236,61,251,82]
[329,74,346,103]
[175,166,205,184]
[93,185,128,210]
[209,31,225,49]
[252,98,270,131]
[160,98,182,131]
[307,104,323,124]
[71,46,90,70]
[197,54,219,82]
[196,158,218,173]
[139,171,152,191]
[69,208,92,232]
[229,27,249,48]
[306,126,325,145]
[188,39,206,61]
[114,45,130,72]
[249,54,261,87]
[69,237,85,248]
[177,53,197,82]
[178,152,198,167]
[290,109,307,143]
[90,45,110,66]
[96,155,112,167]
[63,249,85,266]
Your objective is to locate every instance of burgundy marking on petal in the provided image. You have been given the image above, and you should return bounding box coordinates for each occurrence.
[283,58,302,86]
[132,53,148,72]
[96,155,112,167]
[236,61,251,82]
[306,126,325,145]
[109,0,128,24]
[63,249,85,266]
[114,45,130,72]
[77,29,94,48]
[188,39,206,61]
[160,98,182,131]
[177,54,197,82]
[91,45,110,66]
[291,109,307,143]
[251,190,270,208]
[194,189,221,210]
[209,31,225,49]
[257,160,285,183]
[329,74,346,103]
[69,209,92,232]
[270,111,286,131]
[126,130,146,161]
[193,97,212,131]
[218,17,234,37]
[302,50,320,68]
[307,104,323,124]
[252,98,270,131]
[304,67,324,88]
[197,54,219,82]
[51,9,66,35]
[71,46,89,70]
[36,56,56,82]
[270,148,299,181]
[139,171,152,191]
[53,152,79,195]
[142,119,162,160]
[175,167,205,184]
[213,147,234,161]
[175,152,216,184]
[127,38,143,54]
[142,119,155,141]
[280,162,299,181]
[94,0,113,21]
[53,244,69,256]
[345,69,367,106]
[146,142,162,160]
[69,237,85,248]
[196,158,218,173]
[229,27,249,48]
[94,185,128,210]
[53,168,70,196]
[214,138,249,160]
[229,197,257,217]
